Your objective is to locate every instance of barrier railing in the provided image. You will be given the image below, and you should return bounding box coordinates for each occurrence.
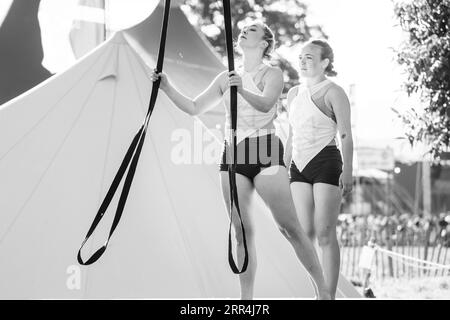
[338,219,450,281]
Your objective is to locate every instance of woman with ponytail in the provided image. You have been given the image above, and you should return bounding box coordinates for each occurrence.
[150,23,330,300]
[285,39,354,299]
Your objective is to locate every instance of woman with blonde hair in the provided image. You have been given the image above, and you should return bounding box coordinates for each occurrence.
[150,22,330,300]
[285,39,354,299]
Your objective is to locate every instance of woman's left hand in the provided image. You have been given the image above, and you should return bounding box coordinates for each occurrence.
[228,71,243,93]
[339,171,353,197]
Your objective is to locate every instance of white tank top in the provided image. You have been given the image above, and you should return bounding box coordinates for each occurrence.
[222,64,277,144]
[288,79,337,171]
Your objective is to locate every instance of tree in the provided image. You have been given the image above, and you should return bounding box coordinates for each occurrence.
[393,0,450,160]
[181,0,326,93]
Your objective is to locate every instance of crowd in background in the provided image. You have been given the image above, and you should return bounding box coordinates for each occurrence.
[337,212,450,247]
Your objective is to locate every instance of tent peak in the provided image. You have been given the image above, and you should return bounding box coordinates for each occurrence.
[109,31,127,44]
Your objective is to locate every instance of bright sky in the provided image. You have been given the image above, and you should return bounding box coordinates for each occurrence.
[1,0,425,161]
[37,0,159,72]
[304,0,417,145]
[282,0,425,160]
[0,0,13,24]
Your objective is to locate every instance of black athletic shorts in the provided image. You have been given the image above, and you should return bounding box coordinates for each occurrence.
[219,133,285,181]
[289,145,342,186]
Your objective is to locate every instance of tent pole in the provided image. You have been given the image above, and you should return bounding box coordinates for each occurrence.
[104,0,107,40]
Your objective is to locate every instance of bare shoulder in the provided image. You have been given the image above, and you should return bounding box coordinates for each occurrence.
[215,69,229,93]
[216,69,229,83]
[325,82,348,102]
[287,85,300,99]
[286,85,300,112]
[264,65,283,79]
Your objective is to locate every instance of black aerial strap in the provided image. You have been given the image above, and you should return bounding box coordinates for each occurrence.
[222,0,249,274]
[77,0,172,265]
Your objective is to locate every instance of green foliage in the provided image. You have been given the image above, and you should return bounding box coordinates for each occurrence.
[181,0,326,93]
[393,0,450,160]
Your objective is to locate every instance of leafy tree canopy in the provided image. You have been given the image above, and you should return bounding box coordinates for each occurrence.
[182,0,327,93]
[393,0,450,160]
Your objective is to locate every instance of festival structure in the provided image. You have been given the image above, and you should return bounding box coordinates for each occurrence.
[0,3,360,298]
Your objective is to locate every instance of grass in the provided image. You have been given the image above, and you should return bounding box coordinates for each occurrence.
[339,245,450,299]
[358,276,450,300]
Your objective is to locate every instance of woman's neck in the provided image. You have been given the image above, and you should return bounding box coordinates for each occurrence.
[305,74,327,88]
[242,51,263,72]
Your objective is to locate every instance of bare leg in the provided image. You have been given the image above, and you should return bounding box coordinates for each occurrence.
[313,183,342,299]
[220,172,256,300]
[290,181,319,298]
[254,166,330,299]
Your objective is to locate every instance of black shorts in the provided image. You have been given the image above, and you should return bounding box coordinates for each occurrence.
[219,134,285,181]
[289,145,342,186]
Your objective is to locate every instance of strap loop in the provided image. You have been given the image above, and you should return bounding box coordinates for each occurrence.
[223,0,249,274]
[77,0,172,265]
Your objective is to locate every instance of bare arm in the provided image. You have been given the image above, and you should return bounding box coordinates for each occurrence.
[283,86,299,165]
[229,67,284,113]
[151,70,227,116]
[326,85,353,196]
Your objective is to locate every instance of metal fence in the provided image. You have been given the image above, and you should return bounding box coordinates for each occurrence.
[338,213,450,282]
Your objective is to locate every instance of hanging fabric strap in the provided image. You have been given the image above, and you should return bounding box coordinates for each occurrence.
[223,0,249,274]
[77,0,172,265]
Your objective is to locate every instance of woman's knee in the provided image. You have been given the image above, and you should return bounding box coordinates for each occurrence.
[303,226,315,241]
[317,230,338,247]
[288,222,314,240]
[277,222,301,241]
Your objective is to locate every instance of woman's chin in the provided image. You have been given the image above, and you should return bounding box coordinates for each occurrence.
[299,71,309,78]
[237,42,246,49]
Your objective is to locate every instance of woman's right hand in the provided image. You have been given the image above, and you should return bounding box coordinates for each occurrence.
[149,69,169,91]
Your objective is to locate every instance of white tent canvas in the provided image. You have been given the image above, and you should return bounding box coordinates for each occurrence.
[0,4,360,299]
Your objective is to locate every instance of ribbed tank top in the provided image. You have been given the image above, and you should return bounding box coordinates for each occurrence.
[288,79,338,171]
[222,64,277,144]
